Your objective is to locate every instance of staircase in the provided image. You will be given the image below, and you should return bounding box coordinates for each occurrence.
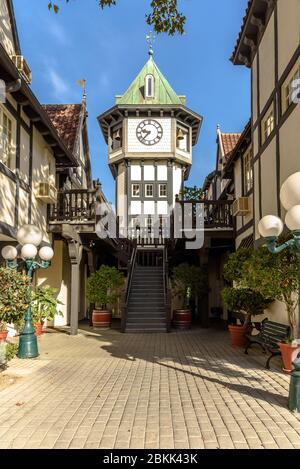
[125,264,167,333]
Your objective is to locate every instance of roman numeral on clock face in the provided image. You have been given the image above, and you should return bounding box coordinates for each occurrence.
[136,119,163,146]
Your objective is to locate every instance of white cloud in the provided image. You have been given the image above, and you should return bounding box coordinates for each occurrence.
[47,20,69,45]
[48,67,69,101]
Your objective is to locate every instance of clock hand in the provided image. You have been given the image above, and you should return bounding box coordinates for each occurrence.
[142,129,151,137]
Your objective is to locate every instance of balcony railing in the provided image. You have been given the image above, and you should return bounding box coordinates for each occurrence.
[49,189,98,223]
[49,191,234,237]
[175,199,234,230]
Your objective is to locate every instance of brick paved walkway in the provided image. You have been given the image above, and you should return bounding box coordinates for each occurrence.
[0,327,300,449]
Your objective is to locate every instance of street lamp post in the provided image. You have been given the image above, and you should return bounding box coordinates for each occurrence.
[1,225,54,359]
[258,172,300,412]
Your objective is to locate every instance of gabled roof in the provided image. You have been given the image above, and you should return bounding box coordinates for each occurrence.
[116,56,185,106]
[220,132,241,161]
[43,104,82,153]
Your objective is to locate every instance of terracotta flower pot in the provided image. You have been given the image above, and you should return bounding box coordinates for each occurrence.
[0,330,8,341]
[92,310,112,329]
[173,309,192,330]
[34,321,44,337]
[279,342,300,373]
[228,324,252,348]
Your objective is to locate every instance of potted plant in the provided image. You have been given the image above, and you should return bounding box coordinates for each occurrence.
[278,337,300,373]
[241,240,299,340]
[0,267,29,341]
[222,287,273,347]
[223,249,274,347]
[86,265,124,329]
[32,285,63,337]
[172,263,208,330]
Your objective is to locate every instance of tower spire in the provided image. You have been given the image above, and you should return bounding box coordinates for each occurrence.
[146,31,156,58]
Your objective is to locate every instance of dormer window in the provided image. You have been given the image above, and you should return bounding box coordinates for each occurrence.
[145,74,155,98]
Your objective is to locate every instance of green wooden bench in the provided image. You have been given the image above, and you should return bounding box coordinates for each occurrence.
[245,319,291,370]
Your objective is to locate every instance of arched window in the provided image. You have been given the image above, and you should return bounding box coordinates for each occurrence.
[145,74,154,98]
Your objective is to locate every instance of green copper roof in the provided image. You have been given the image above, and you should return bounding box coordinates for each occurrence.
[116,56,186,106]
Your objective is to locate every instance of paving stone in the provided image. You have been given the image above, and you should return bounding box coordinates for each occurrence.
[2,328,300,449]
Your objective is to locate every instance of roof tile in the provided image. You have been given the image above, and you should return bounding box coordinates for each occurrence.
[42,104,82,152]
[220,133,241,160]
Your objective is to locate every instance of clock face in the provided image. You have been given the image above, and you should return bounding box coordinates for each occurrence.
[136,120,163,146]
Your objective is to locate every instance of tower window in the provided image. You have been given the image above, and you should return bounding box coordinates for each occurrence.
[159,184,167,198]
[145,184,154,197]
[145,74,155,98]
[132,184,140,197]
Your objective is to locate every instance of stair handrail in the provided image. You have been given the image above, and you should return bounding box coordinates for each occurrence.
[163,247,172,332]
[121,240,137,332]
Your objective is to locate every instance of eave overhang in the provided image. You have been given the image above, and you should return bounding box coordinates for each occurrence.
[0,44,78,168]
[231,0,276,67]
[97,104,203,147]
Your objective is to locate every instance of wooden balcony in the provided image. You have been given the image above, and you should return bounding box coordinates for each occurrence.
[49,191,234,242]
[175,199,234,231]
[49,189,98,224]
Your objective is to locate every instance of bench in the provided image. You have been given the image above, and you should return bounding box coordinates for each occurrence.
[245,319,291,369]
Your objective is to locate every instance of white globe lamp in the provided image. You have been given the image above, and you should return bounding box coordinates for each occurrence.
[258,215,284,238]
[285,206,300,232]
[39,246,54,262]
[17,224,43,247]
[1,245,18,261]
[280,172,300,211]
[21,244,38,260]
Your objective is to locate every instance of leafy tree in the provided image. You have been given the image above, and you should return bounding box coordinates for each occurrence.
[0,268,29,332]
[48,0,186,35]
[32,285,63,323]
[180,186,204,201]
[223,243,299,338]
[172,263,208,309]
[223,248,274,327]
[222,287,272,327]
[241,245,298,339]
[86,265,124,309]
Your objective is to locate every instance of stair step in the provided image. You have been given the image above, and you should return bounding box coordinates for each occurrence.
[126,323,167,328]
[129,302,164,306]
[131,280,163,289]
[127,317,167,326]
[127,311,166,320]
[135,268,163,271]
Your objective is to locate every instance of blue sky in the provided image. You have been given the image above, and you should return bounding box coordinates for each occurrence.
[13,0,250,204]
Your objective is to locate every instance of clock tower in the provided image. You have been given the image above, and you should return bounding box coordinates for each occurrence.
[98,46,202,241]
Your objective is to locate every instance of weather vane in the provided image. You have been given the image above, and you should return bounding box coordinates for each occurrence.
[146,31,156,56]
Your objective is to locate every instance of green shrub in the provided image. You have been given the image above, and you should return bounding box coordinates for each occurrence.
[86,266,124,309]
[0,268,29,331]
[5,343,18,362]
[32,285,63,323]
[172,263,208,309]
